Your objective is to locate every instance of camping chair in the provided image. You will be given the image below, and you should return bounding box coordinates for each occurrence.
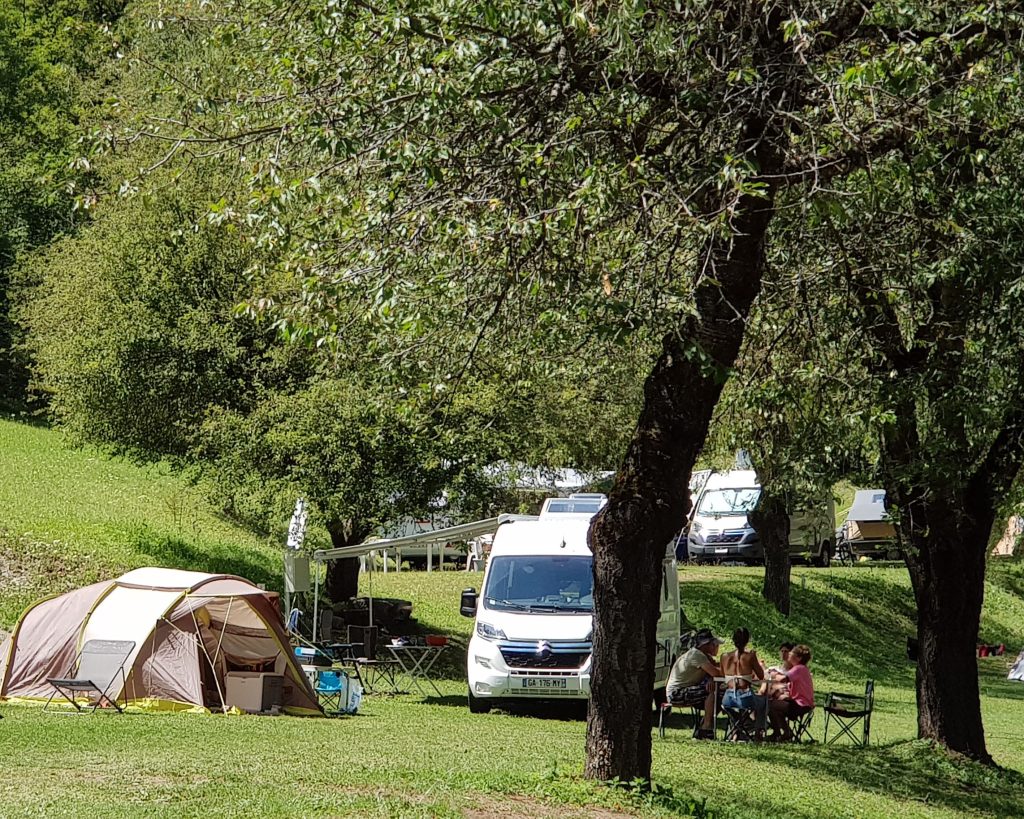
[790,708,815,743]
[45,639,135,713]
[658,701,708,739]
[658,689,716,740]
[823,680,874,746]
[723,705,757,742]
[315,669,347,715]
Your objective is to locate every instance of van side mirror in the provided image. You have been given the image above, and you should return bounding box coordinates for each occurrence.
[460,588,478,618]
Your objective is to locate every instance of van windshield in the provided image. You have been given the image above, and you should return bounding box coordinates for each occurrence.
[483,555,593,613]
[698,488,761,517]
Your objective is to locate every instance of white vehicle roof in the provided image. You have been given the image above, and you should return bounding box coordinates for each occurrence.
[845,489,889,523]
[491,518,594,557]
[539,494,607,519]
[700,470,760,491]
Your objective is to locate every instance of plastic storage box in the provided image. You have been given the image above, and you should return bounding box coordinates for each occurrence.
[224,672,284,713]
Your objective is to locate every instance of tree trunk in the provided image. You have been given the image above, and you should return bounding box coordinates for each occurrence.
[751,489,791,615]
[585,181,776,782]
[902,502,991,762]
[325,519,367,604]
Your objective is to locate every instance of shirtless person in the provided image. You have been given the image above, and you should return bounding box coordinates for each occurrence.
[720,627,768,736]
[666,628,723,739]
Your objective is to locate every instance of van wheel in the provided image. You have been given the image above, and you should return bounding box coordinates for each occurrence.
[813,541,831,568]
[468,688,491,714]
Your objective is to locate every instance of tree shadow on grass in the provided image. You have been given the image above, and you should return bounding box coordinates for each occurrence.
[761,740,1024,818]
[680,572,918,685]
[979,670,1024,702]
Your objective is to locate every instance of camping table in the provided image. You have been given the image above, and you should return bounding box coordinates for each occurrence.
[384,644,446,697]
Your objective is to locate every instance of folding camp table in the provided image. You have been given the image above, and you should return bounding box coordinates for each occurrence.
[384,644,446,697]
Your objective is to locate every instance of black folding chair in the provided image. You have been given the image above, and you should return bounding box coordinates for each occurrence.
[791,707,815,743]
[823,680,874,746]
[46,639,135,713]
[657,700,709,739]
[724,706,756,742]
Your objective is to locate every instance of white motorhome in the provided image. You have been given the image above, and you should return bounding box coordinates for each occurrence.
[460,494,681,712]
[686,470,835,566]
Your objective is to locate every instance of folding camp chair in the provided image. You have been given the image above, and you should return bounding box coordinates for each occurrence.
[791,707,815,743]
[723,706,756,742]
[45,639,135,713]
[823,680,874,746]
[315,669,347,715]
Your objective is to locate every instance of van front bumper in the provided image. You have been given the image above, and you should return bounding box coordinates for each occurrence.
[468,637,592,699]
[688,537,762,561]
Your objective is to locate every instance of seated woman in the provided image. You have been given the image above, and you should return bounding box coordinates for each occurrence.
[767,643,814,741]
[719,627,767,737]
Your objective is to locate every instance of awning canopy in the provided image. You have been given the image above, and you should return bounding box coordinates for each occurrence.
[312,514,538,563]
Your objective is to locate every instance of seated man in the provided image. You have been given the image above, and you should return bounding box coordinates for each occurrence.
[666,628,723,739]
[767,643,814,741]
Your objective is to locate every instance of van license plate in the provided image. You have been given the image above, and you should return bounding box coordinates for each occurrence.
[521,678,567,689]
[715,548,728,554]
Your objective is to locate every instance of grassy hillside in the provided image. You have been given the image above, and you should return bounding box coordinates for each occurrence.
[0,418,278,627]
[2,418,1024,818]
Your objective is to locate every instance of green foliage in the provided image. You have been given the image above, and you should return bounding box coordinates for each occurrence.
[0,0,118,408]
[21,177,290,458]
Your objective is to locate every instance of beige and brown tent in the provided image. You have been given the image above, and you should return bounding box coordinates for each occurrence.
[0,567,321,715]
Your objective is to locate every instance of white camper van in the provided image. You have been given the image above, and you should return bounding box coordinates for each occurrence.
[460,494,682,712]
[686,470,835,566]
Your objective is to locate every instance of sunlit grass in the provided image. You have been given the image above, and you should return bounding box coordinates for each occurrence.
[2,419,1023,817]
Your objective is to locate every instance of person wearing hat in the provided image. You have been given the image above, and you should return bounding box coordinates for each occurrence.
[666,628,723,738]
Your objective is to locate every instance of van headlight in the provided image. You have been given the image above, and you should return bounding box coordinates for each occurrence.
[476,621,507,641]
[690,521,702,533]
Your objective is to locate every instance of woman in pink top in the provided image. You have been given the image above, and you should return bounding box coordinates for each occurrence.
[767,644,814,741]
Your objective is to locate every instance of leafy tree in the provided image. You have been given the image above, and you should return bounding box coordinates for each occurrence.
[0,0,121,408]
[710,237,877,613]
[819,134,1024,763]
[21,176,293,456]
[107,0,1023,780]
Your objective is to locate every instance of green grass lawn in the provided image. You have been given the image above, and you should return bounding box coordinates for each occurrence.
[2,420,1024,817]
[0,418,279,628]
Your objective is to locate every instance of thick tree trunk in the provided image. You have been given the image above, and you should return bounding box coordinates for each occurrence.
[895,490,993,762]
[325,519,367,604]
[584,183,776,782]
[751,490,791,615]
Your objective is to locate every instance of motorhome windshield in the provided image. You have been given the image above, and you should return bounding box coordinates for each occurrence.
[483,555,593,613]
[698,488,761,517]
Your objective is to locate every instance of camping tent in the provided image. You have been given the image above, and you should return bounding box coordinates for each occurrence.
[0,567,321,715]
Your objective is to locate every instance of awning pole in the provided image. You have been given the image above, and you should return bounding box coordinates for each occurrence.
[313,562,320,642]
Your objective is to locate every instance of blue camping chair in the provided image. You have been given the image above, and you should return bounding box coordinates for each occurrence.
[315,670,347,715]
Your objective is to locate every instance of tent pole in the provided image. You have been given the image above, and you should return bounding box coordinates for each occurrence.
[313,562,320,642]
[188,601,228,715]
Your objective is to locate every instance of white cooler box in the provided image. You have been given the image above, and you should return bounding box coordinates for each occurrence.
[224,672,284,713]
